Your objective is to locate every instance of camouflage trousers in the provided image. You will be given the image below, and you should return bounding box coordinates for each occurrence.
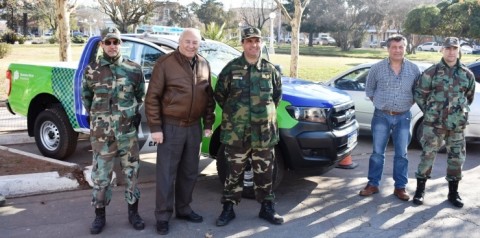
[90,132,141,208]
[221,145,275,204]
[416,125,466,181]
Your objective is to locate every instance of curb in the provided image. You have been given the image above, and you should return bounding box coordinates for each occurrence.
[0,132,34,145]
[0,145,81,198]
[0,172,80,198]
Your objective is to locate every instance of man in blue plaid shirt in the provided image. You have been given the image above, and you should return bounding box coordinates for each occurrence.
[360,34,421,201]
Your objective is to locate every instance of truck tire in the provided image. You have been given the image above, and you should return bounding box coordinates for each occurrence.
[216,144,285,199]
[34,105,78,160]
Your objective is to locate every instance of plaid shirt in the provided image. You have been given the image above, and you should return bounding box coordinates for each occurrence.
[365,58,421,112]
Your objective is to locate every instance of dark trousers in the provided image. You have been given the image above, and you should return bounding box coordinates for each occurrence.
[221,146,275,204]
[154,123,202,222]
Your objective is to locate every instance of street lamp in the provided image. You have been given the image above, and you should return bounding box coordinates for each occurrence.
[269,12,276,54]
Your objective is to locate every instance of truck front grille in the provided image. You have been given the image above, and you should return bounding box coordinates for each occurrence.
[330,101,356,129]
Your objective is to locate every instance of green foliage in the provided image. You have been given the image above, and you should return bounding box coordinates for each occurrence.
[191,0,227,30]
[202,22,227,41]
[404,6,440,35]
[1,31,25,44]
[71,36,86,44]
[1,32,18,44]
[404,0,480,39]
[0,43,11,59]
[48,36,58,44]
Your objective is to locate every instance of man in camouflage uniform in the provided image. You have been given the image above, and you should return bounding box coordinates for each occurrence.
[82,27,145,234]
[413,37,475,208]
[214,27,284,226]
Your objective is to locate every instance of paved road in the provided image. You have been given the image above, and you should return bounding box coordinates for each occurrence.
[2,136,480,237]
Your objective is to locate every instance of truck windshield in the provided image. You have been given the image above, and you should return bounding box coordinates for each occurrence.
[198,40,241,76]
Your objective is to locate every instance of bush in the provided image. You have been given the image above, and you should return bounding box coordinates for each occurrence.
[0,43,11,59]
[48,36,58,44]
[2,32,17,44]
[71,35,86,44]
[1,31,26,44]
[17,35,26,44]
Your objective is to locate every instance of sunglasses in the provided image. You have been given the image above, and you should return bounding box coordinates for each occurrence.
[103,40,120,46]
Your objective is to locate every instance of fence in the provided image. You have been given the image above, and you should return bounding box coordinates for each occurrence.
[0,101,27,132]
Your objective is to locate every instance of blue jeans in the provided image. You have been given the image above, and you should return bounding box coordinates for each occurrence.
[367,109,411,189]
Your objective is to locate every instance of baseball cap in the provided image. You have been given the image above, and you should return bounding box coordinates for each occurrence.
[443,37,459,48]
[101,27,121,41]
[242,27,261,40]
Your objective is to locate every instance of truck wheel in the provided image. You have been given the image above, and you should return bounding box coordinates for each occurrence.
[216,144,285,199]
[34,106,78,160]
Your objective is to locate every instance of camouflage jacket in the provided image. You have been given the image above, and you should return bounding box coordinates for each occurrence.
[82,54,145,138]
[414,59,475,130]
[214,53,282,148]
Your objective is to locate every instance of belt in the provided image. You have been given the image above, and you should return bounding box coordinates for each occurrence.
[382,110,406,115]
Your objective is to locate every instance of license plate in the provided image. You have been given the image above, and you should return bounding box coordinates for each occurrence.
[347,131,357,147]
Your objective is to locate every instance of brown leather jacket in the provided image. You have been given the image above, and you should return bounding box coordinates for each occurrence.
[145,50,215,133]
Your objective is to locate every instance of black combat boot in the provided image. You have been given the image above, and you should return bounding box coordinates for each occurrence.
[259,201,284,225]
[448,181,464,208]
[90,207,106,235]
[413,178,427,205]
[128,201,145,230]
[216,202,236,226]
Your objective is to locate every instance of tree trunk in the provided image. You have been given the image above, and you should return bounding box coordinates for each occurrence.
[289,1,306,78]
[56,0,71,62]
[275,0,310,78]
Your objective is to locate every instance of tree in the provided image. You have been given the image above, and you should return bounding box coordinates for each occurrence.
[169,5,197,27]
[97,0,157,33]
[333,0,385,50]
[190,0,228,30]
[299,0,337,46]
[55,0,77,62]
[35,0,60,35]
[275,0,311,78]
[436,0,480,39]
[404,5,440,36]
[0,0,35,34]
[404,0,480,40]
[238,0,275,30]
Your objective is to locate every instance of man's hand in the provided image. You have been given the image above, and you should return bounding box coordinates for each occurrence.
[204,129,212,137]
[152,132,164,144]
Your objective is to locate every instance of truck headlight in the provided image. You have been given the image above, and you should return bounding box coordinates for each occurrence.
[287,106,329,123]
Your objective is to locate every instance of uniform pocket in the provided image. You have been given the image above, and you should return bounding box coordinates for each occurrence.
[259,78,273,103]
[91,92,110,113]
[118,84,135,108]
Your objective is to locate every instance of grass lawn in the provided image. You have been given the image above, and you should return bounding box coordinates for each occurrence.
[1,42,479,101]
[1,43,84,101]
[271,44,480,81]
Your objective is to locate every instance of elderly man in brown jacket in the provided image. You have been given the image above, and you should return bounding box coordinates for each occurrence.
[145,28,215,235]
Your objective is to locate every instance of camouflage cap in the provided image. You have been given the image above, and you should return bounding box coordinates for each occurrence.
[242,27,261,40]
[443,37,459,48]
[101,27,121,41]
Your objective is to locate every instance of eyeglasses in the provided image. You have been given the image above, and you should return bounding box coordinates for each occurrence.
[103,40,120,46]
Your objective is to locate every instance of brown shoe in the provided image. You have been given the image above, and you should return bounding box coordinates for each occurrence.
[359,184,379,196]
[394,188,410,201]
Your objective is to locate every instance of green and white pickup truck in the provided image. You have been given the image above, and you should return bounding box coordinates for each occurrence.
[6,35,358,192]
